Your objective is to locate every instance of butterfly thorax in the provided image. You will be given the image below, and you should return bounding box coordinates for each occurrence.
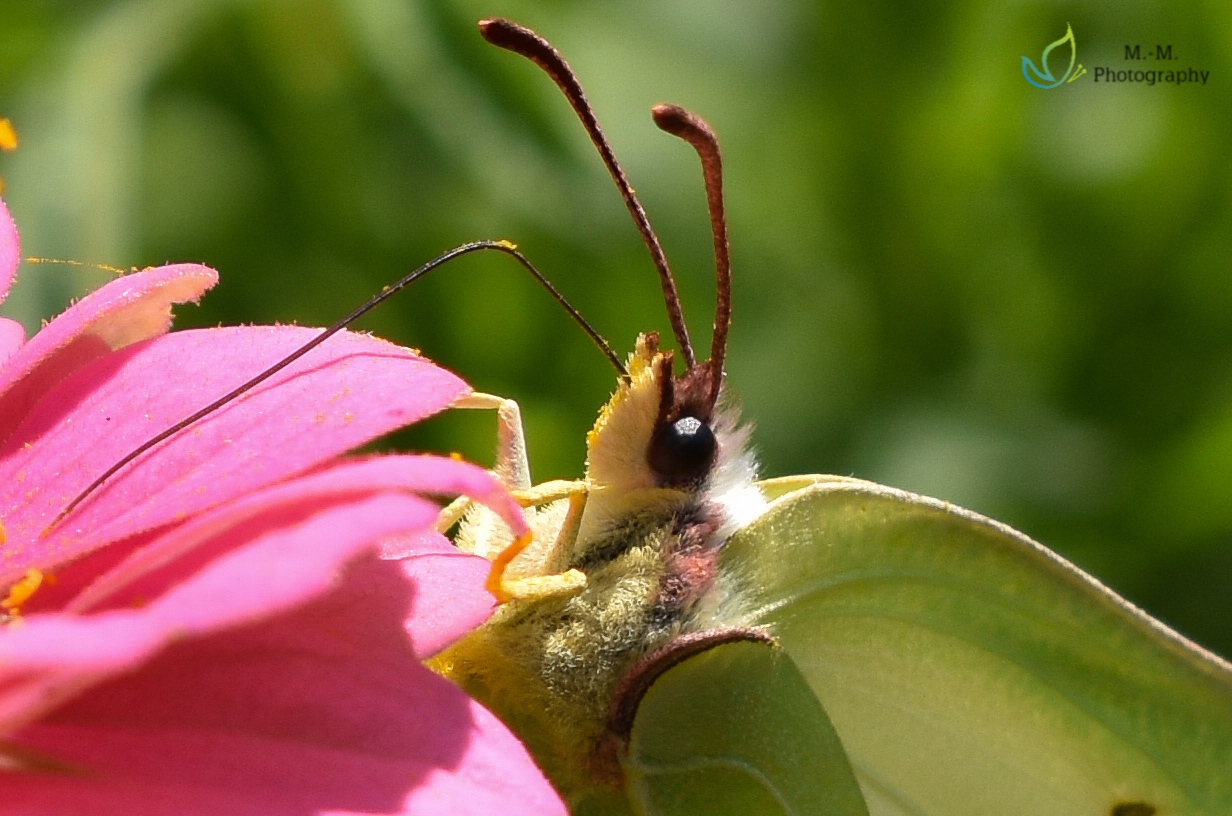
[434,334,764,799]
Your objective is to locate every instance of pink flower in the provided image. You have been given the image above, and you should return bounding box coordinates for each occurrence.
[0,199,565,815]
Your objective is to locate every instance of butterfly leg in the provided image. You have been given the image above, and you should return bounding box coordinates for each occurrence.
[494,480,588,602]
[454,391,532,488]
[439,392,589,603]
[435,391,532,532]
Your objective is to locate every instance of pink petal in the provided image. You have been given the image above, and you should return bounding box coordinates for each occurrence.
[0,328,470,581]
[393,545,497,659]
[65,455,520,621]
[0,264,218,447]
[0,198,18,303]
[0,493,442,729]
[6,714,565,816]
[4,529,564,814]
[0,317,26,367]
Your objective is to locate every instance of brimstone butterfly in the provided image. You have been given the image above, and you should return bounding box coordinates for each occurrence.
[47,16,1232,816]
[427,18,1232,816]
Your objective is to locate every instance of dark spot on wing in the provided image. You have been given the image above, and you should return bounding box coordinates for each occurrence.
[1111,803,1156,816]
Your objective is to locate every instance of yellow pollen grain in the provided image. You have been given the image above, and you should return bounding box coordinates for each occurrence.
[449,452,464,461]
[2,569,44,614]
[0,119,17,152]
[0,119,12,195]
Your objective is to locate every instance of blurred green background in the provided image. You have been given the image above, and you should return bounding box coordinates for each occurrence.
[2,0,1231,658]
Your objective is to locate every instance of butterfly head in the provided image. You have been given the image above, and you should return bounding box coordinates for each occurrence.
[587,331,726,493]
[480,20,733,495]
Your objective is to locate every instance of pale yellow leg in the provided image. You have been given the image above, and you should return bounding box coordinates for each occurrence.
[442,392,591,604]
[434,495,472,534]
[451,392,531,489]
[511,479,588,507]
[436,391,533,533]
[433,472,587,534]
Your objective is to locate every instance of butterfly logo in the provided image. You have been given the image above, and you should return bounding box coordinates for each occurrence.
[1022,23,1088,88]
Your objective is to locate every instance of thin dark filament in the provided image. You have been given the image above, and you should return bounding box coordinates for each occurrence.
[45,240,624,535]
[652,104,731,406]
[479,18,696,368]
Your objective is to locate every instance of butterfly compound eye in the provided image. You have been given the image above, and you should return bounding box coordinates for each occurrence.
[648,415,716,483]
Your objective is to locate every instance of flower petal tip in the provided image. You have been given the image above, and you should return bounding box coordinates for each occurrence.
[0,197,20,304]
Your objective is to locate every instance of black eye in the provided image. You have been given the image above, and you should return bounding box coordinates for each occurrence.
[648,415,716,482]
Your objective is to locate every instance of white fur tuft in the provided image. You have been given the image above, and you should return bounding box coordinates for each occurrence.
[707,400,767,540]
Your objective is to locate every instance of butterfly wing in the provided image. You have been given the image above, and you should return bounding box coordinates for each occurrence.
[608,639,869,816]
[717,477,1232,816]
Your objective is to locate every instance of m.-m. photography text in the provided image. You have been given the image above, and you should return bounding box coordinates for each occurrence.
[1095,45,1209,85]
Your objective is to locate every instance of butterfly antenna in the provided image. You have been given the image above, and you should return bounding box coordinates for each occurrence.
[479,18,697,369]
[651,104,730,408]
[44,240,624,535]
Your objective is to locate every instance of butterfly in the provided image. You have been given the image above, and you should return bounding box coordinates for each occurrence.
[428,18,1232,816]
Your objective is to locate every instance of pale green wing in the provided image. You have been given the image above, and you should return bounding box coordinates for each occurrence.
[619,639,869,816]
[572,637,868,816]
[722,477,1232,816]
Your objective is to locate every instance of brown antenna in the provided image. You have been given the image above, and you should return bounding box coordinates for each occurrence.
[44,240,625,535]
[651,104,730,408]
[479,18,697,369]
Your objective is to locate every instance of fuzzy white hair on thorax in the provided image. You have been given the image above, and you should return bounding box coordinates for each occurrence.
[707,399,768,541]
